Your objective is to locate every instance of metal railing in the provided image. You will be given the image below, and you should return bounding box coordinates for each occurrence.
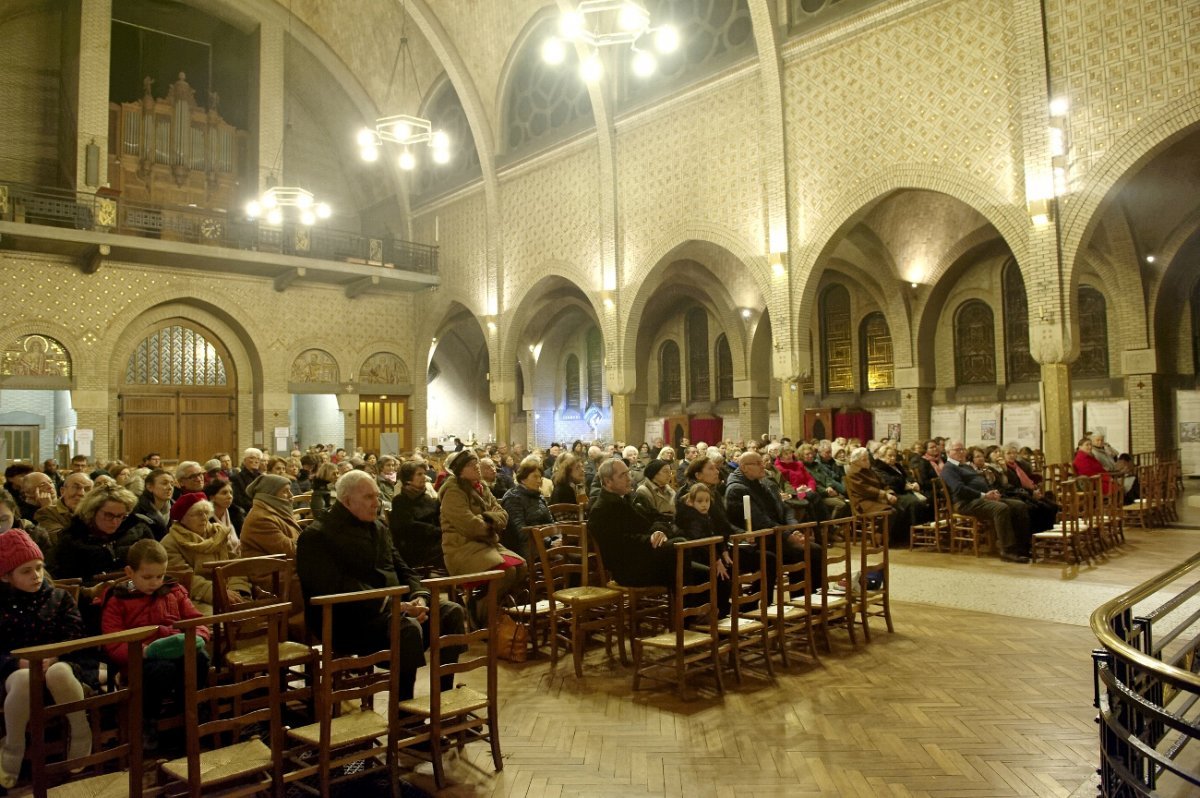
[1091,551,1200,796]
[0,179,438,275]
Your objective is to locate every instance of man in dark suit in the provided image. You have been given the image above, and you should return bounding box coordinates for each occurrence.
[941,441,1032,563]
[589,459,684,588]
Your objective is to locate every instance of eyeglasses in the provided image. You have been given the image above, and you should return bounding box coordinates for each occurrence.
[98,510,130,522]
[180,472,204,480]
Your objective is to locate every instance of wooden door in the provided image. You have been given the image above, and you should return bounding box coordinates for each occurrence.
[804,409,834,442]
[180,394,236,460]
[120,395,178,462]
[358,395,410,455]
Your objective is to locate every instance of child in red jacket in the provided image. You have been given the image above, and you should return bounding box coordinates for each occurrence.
[100,539,210,750]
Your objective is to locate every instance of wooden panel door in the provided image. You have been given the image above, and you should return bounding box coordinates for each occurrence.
[121,394,178,463]
[180,394,235,461]
[358,395,409,455]
[804,409,834,442]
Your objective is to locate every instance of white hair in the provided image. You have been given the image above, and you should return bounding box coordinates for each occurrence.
[243,448,264,460]
[622,445,639,459]
[335,469,376,502]
[175,461,201,479]
[849,446,870,464]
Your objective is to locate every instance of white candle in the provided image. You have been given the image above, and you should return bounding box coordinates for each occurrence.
[743,494,752,532]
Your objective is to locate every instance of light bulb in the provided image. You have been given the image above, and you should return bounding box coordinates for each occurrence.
[393,121,412,142]
[1146,255,1156,264]
[580,53,603,83]
[541,36,566,65]
[261,192,277,210]
[655,25,680,54]
[356,128,375,147]
[559,11,585,40]
[399,149,416,170]
[361,144,379,162]
[267,208,283,226]
[300,210,315,226]
[245,200,261,218]
[631,50,656,77]
[316,203,331,219]
[296,192,313,209]
[1049,96,1070,116]
[740,308,751,319]
[618,3,648,32]
[431,131,449,150]
[432,148,450,165]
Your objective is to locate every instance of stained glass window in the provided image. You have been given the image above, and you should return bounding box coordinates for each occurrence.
[686,307,710,401]
[660,340,682,403]
[860,312,893,391]
[1072,286,1109,379]
[954,300,996,385]
[124,324,227,386]
[715,334,734,400]
[1002,261,1040,383]
[586,327,603,408]
[821,284,853,393]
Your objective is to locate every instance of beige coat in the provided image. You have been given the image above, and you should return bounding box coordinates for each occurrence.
[845,461,893,515]
[240,502,303,558]
[162,521,250,612]
[438,477,523,575]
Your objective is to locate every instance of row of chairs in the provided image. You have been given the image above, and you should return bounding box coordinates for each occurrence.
[9,562,507,797]
[508,513,894,697]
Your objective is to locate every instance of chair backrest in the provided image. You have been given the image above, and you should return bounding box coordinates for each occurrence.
[292,491,313,507]
[818,516,854,596]
[929,477,949,525]
[210,554,295,664]
[669,537,721,639]
[308,585,409,736]
[728,527,773,628]
[857,510,890,580]
[415,571,503,714]
[18,625,158,798]
[549,521,599,588]
[771,522,816,606]
[52,577,82,602]
[548,502,584,522]
[174,603,290,798]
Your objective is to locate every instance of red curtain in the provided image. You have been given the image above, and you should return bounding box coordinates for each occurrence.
[832,411,872,441]
[689,416,724,445]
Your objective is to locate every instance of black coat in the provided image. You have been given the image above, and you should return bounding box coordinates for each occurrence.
[589,490,673,586]
[388,487,442,568]
[0,578,98,687]
[230,467,260,512]
[54,515,154,584]
[724,470,794,531]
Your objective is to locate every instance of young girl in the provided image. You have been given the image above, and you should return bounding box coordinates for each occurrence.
[674,484,732,616]
[0,530,96,788]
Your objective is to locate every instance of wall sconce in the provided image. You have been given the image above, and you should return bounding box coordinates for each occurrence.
[769,251,786,277]
[1027,198,1053,227]
[600,290,615,309]
[484,317,497,332]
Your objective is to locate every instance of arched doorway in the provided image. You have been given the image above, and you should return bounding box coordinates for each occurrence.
[119,320,237,463]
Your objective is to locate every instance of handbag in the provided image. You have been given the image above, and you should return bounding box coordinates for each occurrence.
[493,613,529,663]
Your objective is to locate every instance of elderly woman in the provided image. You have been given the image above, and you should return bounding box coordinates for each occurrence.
[376,455,401,504]
[203,477,244,539]
[133,468,174,540]
[54,484,153,584]
[162,493,249,614]
[872,445,931,523]
[239,473,303,559]
[844,446,912,546]
[633,460,676,523]
[501,459,554,563]
[1073,437,1116,494]
[438,450,527,628]
[549,453,586,506]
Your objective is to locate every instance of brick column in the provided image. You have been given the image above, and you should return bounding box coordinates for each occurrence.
[261,392,291,454]
[254,18,285,192]
[737,394,770,443]
[778,380,804,442]
[1126,374,1166,455]
[62,0,112,189]
[337,393,359,453]
[899,388,933,448]
[610,394,633,446]
[1040,363,1073,463]
[493,401,511,449]
[409,387,428,450]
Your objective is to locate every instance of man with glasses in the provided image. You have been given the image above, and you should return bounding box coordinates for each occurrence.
[173,461,205,500]
[941,440,1032,563]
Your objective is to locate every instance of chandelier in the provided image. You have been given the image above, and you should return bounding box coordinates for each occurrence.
[357,3,449,171]
[246,185,331,227]
[541,1,680,81]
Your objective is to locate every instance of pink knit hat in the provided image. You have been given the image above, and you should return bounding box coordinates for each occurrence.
[0,529,44,576]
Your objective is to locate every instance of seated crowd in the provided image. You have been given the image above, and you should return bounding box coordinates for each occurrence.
[0,428,1138,787]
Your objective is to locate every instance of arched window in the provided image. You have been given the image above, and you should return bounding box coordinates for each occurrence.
[564,354,581,409]
[414,81,482,200]
[821,284,853,393]
[1002,261,1040,383]
[715,334,734,400]
[659,340,681,404]
[586,327,603,408]
[955,300,997,385]
[859,312,893,391]
[127,324,230,386]
[504,17,594,155]
[686,307,710,401]
[790,0,891,34]
[626,1,754,103]
[1072,285,1110,379]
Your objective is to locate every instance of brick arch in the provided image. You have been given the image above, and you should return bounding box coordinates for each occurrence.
[1146,204,1200,351]
[793,166,1025,354]
[808,258,914,372]
[1061,91,1200,298]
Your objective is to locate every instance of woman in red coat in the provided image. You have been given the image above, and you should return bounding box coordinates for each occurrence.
[1072,438,1115,494]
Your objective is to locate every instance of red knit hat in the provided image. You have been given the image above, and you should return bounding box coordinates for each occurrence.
[169,492,208,524]
[0,529,44,576]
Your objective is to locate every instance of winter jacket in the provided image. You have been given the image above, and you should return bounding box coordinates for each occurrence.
[230,467,260,512]
[501,485,553,540]
[388,485,442,568]
[0,578,98,687]
[240,501,303,559]
[633,481,676,521]
[439,477,522,575]
[775,458,818,495]
[133,492,171,540]
[53,515,155,584]
[161,521,250,611]
[725,469,795,531]
[99,579,208,668]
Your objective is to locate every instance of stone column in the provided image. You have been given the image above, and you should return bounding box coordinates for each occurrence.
[737,394,770,443]
[897,369,932,446]
[1126,373,1166,455]
[1040,363,1073,463]
[409,388,428,451]
[261,392,291,454]
[778,380,804,441]
[493,401,511,449]
[337,393,359,453]
[610,394,633,445]
[70,390,111,462]
[61,0,112,189]
[254,18,285,192]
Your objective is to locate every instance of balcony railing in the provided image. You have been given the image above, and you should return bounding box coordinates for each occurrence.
[0,180,438,275]
[1092,547,1200,796]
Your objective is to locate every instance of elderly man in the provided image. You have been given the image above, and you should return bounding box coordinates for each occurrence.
[297,470,465,699]
[725,451,823,588]
[941,440,1032,563]
[173,461,205,501]
[230,448,263,512]
[479,457,514,500]
[589,459,691,588]
[35,471,93,541]
[18,471,56,524]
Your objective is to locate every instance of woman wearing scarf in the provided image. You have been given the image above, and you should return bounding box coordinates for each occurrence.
[916,439,946,494]
[203,477,244,545]
[239,473,304,559]
[162,492,250,614]
[376,455,401,504]
[133,468,174,540]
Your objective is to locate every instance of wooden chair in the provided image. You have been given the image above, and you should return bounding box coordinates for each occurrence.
[594,534,671,645]
[939,479,992,556]
[770,522,820,667]
[548,502,584,522]
[631,536,724,699]
[504,525,560,656]
[1031,480,1086,565]
[284,585,408,797]
[393,571,505,789]
[1078,475,1108,557]
[855,511,893,641]
[910,478,951,551]
[293,506,314,521]
[1124,464,1159,530]
[812,517,857,650]
[210,556,316,718]
[1161,459,1180,522]
[158,603,290,798]
[291,492,313,508]
[1100,475,1126,546]
[17,625,157,798]
[706,527,775,682]
[533,522,626,676]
